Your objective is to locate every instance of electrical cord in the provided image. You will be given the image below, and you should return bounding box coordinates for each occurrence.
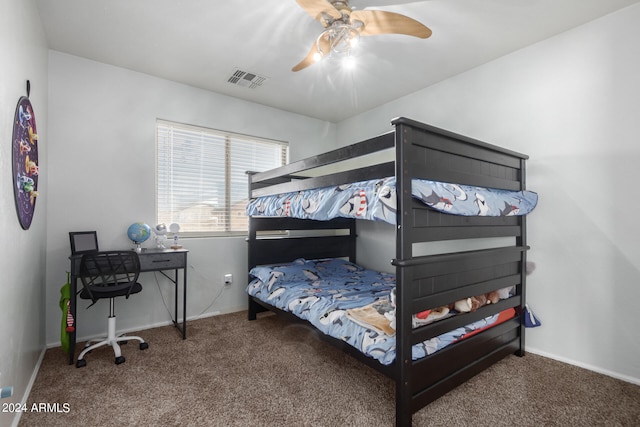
[153,264,226,322]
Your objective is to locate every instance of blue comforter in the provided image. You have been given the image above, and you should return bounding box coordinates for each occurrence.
[247,258,506,365]
[246,177,537,224]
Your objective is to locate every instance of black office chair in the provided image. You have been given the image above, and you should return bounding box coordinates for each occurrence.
[76,250,149,368]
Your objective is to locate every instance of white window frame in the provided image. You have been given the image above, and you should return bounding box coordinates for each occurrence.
[156,120,288,237]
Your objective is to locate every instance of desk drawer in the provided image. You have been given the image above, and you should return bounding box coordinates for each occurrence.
[140,252,186,271]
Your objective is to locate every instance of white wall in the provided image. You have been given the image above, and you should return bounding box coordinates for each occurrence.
[0,0,48,425]
[45,51,336,344]
[338,4,640,384]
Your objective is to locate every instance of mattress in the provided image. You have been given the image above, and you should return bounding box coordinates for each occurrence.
[246,258,516,366]
[246,177,538,224]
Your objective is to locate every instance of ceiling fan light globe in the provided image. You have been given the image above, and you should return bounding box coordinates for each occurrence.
[342,55,356,69]
[313,51,323,62]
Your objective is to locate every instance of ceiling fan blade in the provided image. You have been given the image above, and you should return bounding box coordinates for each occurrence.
[296,0,342,23]
[292,47,316,72]
[350,10,432,38]
[292,37,331,72]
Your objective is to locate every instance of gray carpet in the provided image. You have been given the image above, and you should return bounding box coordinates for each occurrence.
[20,311,640,426]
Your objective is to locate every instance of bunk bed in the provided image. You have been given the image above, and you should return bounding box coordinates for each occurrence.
[246,117,536,426]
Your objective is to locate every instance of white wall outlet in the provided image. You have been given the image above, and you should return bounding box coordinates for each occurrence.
[1,386,13,399]
[224,274,233,285]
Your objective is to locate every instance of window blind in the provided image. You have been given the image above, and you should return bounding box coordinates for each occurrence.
[156,120,287,235]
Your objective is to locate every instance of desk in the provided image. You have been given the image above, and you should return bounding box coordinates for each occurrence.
[68,248,188,365]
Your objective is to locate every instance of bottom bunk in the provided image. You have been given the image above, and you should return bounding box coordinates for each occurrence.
[247,257,519,367]
[246,256,525,424]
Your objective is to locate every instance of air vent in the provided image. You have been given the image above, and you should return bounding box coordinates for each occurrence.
[227,68,268,89]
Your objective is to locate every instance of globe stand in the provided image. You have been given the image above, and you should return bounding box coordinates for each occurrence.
[134,242,142,253]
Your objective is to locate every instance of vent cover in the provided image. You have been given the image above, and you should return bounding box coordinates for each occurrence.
[227,68,268,89]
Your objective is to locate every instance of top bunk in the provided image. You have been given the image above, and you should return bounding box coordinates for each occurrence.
[247,117,537,227]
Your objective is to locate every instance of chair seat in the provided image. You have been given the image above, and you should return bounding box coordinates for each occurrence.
[79,282,142,300]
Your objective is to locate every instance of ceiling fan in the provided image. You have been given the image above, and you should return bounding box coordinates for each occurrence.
[292,0,432,71]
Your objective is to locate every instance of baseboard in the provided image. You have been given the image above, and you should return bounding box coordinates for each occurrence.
[46,307,247,349]
[191,305,246,320]
[11,347,46,427]
[526,346,640,386]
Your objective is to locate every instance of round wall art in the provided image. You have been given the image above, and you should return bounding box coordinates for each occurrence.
[12,81,39,230]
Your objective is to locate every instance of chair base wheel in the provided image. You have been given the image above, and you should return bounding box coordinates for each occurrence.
[115,356,125,365]
[140,342,149,350]
[76,359,87,368]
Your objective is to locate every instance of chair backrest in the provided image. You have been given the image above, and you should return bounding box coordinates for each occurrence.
[79,251,141,302]
[69,231,99,254]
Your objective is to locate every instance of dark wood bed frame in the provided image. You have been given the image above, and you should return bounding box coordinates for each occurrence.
[247,117,529,426]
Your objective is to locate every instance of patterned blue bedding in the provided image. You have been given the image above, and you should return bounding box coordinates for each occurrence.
[246,177,537,224]
[247,258,508,366]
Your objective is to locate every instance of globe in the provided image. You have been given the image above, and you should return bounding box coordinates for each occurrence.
[127,222,151,244]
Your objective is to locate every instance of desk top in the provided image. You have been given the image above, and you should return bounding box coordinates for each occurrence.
[139,247,188,255]
[70,248,188,274]
[70,247,188,259]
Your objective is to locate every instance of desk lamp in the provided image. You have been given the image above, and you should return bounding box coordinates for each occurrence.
[169,223,182,249]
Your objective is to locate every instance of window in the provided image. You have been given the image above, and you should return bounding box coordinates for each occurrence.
[156,120,288,236]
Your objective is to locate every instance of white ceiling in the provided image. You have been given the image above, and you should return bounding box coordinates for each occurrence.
[35,0,639,123]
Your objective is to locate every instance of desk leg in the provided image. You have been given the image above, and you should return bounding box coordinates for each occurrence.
[159,265,187,339]
[174,269,179,335]
[182,266,187,339]
[171,267,187,339]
